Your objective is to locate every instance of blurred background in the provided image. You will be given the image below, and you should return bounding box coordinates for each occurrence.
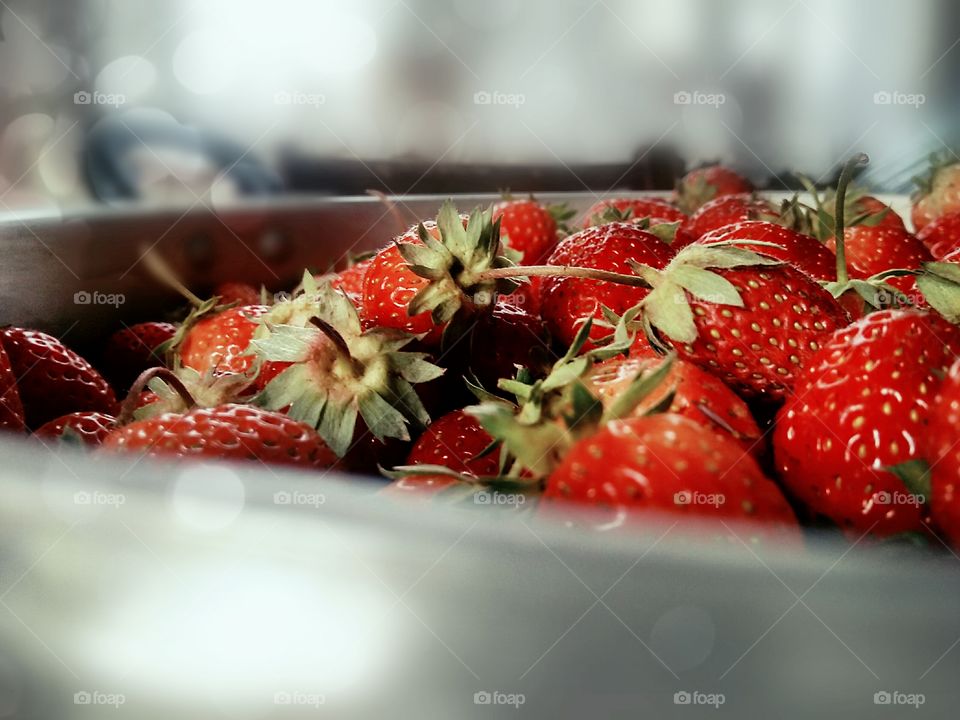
[1,0,959,210]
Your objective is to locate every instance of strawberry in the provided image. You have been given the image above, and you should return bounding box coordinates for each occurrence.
[681,193,776,240]
[582,197,685,229]
[583,347,762,454]
[542,413,799,542]
[698,221,837,280]
[493,198,563,264]
[101,321,177,393]
[917,210,960,259]
[467,300,549,390]
[34,411,116,446]
[328,256,374,305]
[361,203,513,346]
[177,304,269,377]
[499,275,542,315]
[251,275,444,457]
[675,165,753,214]
[824,225,932,298]
[924,359,960,546]
[539,222,673,348]
[213,281,261,306]
[0,341,25,431]
[631,244,849,400]
[911,152,960,232]
[0,327,118,429]
[385,409,501,494]
[773,309,960,537]
[848,195,906,231]
[101,403,336,468]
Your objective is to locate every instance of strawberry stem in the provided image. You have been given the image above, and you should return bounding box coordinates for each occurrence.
[142,250,205,308]
[833,153,869,285]
[308,317,363,375]
[116,367,196,425]
[478,264,653,288]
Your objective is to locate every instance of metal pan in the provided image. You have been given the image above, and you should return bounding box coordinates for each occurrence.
[0,194,955,719]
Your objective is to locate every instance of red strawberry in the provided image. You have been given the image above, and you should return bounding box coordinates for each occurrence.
[912,154,960,232]
[214,281,261,306]
[328,256,374,305]
[0,328,118,429]
[582,197,685,228]
[34,411,116,446]
[101,403,336,468]
[102,321,177,393]
[681,193,776,240]
[773,309,960,537]
[539,222,673,348]
[675,166,753,214]
[385,409,500,494]
[825,225,932,297]
[499,275,542,316]
[467,300,549,390]
[634,247,849,400]
[584,348,762,454]
[178,305,269,377]
[925,359,960,546]
[943,246,960,263]
[493,198,559,264]
[698,221,837,281]
[849,195,906,231]
[0,341,25,431]
[917,210,960,259]
[543,413,799,543]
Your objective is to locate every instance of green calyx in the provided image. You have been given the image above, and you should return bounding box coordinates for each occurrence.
[584,206,683,244]
[633,242,782,346]
[251,273,443,457]
[400,200,519,343]
[917,261,960,323]
[911,150,958,201]
[674,172,717,214]
[133,364,256,422]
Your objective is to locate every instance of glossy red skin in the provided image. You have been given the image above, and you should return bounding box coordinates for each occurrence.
[851,196,906,231]
[917,210,960,259]
[673,265,848,400]
[543,414,800,543]
[0,328,118,430]
[773,310,960,537]
[386,409,500,494]
[942,246,960,263]
[494,199,558,265]
[582,197,686,228]
[676,166,753,211]
[926,360,960,546]
[329,257,375,305]
[912,164,960,232]
[825,226,932,298]
[681,194,776,240]
[179,305,269,376]
[102,321,177,394]
[468,301,548,390]
[101,403,336,468]
[214,282,261,306]
[540,222,673,347]
[34,411,116,445]
[585,349,763,455]
[698,221,837,281]
[0,341,25,431]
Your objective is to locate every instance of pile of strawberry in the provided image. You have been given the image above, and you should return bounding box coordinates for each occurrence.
[5,152,960,550]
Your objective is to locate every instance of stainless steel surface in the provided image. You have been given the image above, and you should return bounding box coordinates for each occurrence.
[0,194,956,719]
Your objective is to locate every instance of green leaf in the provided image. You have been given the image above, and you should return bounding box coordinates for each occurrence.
[924,261,960,284]
[564,381,603,429]
[318,398,359,457]
[250,324,315,362]
[602,353,676,422]
[357,390,410,444]
[918,273,960,323]
[643,282,697,344]
[670,265,744,307]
